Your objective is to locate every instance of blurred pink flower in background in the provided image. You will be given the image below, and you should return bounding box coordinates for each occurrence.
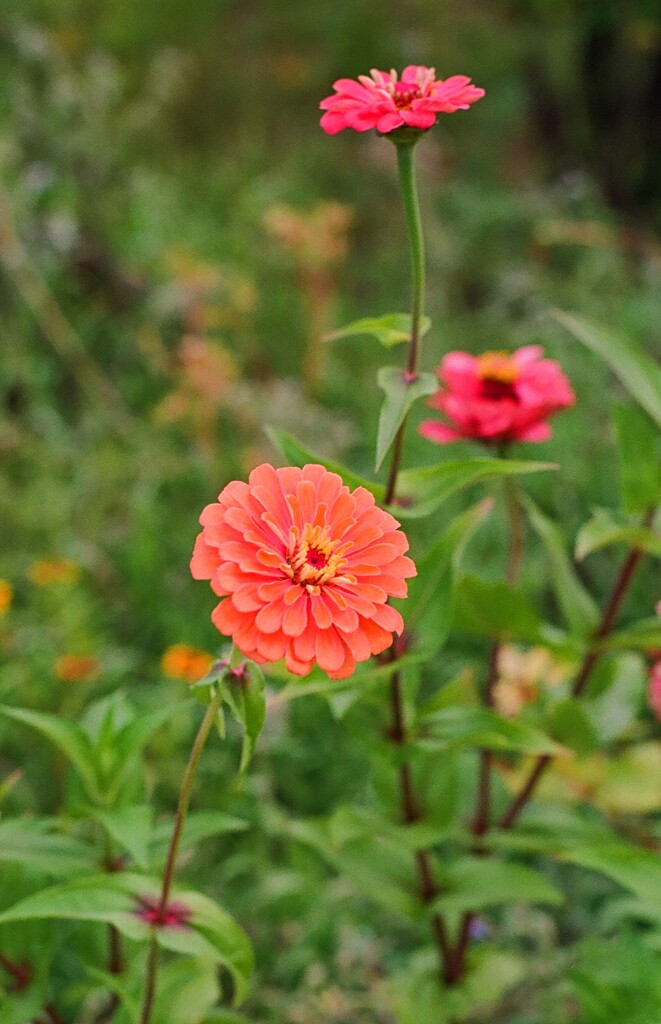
[419,346,575,445]
[191,464,415,679]
[649,661,661,722]
[320,65,484,135]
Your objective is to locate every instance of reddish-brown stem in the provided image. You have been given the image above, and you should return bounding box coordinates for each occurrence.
[0,952,31,990]
[44,1005,65,1024]
[498,507,655,831]
[388,668,455,983]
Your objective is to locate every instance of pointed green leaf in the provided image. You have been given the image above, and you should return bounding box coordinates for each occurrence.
[150,811,249,865]
[431,857,563,916]
[545,698,599,755]
[613,403,661,514]
[0,819,94,876]
[551,309,661,430]
[0,873,253,1004]
[0,706,101,802]
[324,312,431,348]
[266,427,380,495]
[523,495,600,637]
[576,507,661,561]
[90,805,154,870]
[395,458,555,519]
[596,618,661,653]
[418,706,566,756]
[375,367,437,471]
[562,842,661,908]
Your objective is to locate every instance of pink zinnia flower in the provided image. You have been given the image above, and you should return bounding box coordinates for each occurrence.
[190,464,416,679]
[419,346,575,445]
[320,65,484,136]
[649,661,661,722]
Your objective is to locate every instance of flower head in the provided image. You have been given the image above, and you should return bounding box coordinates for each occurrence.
[28,558,81,587]
[55,654,99,682]
[190,464,416,679]
[161,643,214,684]
[649,661,661,722]
[419,346,575,446]
[0,580,12,616]
[320,65,484,136]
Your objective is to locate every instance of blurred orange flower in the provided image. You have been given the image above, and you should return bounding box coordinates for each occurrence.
[493,645,569,718]
[55,654,100,682]
[161,643,213,683]
[29,559,81,587]
[0,580,13,615]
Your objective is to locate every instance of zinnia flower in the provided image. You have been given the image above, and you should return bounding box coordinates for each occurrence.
[55,654,99,682]
[0,580,12,616]
[419,346,575,445]
[190,463,416,679]
[320,65,484,136]
[161,643,214,684]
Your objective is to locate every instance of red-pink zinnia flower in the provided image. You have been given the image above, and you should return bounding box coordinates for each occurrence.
[320,65,484,136]
[649,662,661,722]
[419,346,575,445]
[190,464,416,679]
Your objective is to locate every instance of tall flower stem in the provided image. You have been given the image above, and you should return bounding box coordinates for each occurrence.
[381,138,455,986]
[139,690,222,1024]
[498,505,656,830]
[384,141,426,506]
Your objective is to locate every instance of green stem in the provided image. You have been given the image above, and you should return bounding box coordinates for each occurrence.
[384,141,426,506]
[395,142,425,378]
[139,690,222,1024]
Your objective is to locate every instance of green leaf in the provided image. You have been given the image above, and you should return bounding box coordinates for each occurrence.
[395,458,555,519]
[597,618,661,652]
[265,427,380,495]
[375,367,437,471]
[157,889,253,1005]
[551,309,661,430]
[575,507,661,561]
[0,706,101,802]
[545,698,600,755]
[613,403,661,514]
[150,811,249,864]
[562,842,661,908]
[90,805,154,870]
[402,499,492,656]
[0,819,94,876]
[0,873,253,1004]
[153,959,220,1024]
[431,857,563,916]
[324,312,431,348]
[523,495,600,636]
[418,706,566,756]
[452,574,542,642]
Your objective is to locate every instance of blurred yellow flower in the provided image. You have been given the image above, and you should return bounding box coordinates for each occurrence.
[161,644,213,684]
[55,654,100,682]
[0,580,13,615]
[28,559,81,587]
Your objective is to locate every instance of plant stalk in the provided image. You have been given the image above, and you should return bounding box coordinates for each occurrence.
[384,141,426,506]
[139,690,222,1024]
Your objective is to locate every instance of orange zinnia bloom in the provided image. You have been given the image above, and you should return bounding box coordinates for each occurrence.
[161,643,214,683]
[191,463,416,679]
[55,655,99,682]
[0,580,12,615]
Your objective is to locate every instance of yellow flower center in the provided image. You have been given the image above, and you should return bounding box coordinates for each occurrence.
[476,351,519,401]
[286,524,352,591]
